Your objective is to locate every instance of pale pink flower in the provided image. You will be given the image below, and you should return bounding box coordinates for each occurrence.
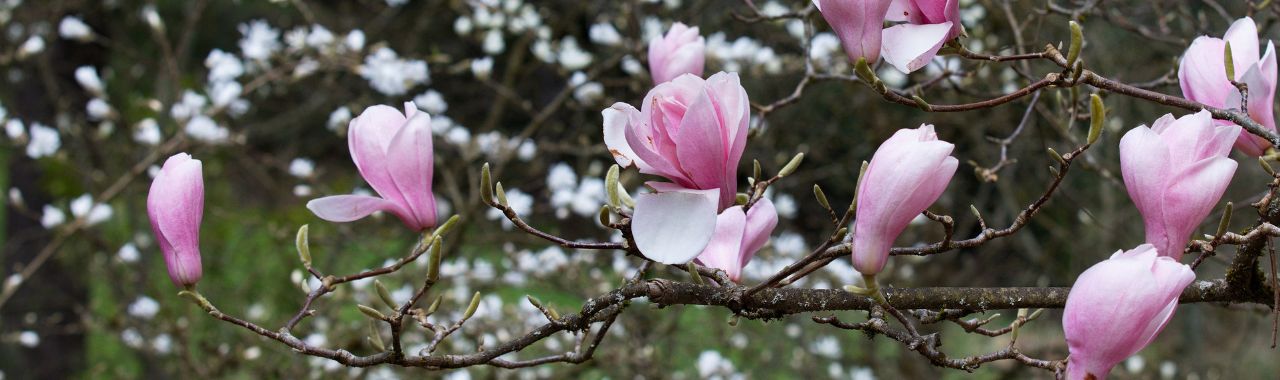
[1063,244,1195,380]
[147,153,205,287]
[852,125,957,275]
[1119,111,1239,260]
[308,102,438,231]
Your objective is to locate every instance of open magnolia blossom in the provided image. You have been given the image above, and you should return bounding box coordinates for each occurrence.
[1178,16,1277,156]
[815,0,961,73]
[1063,244,1195,380]
[147,153,205,288]
[648,22,705,84]
[307,102,439,231]
[1119,111,1239,260]
[603,72,749,210]
[852,124,957,275]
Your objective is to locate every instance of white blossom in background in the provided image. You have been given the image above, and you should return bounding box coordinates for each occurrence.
[86,98,111,120]
[454,17,474,35]
[589,22,623,46]
[208,80,242,108]
[305,25,335,49]
[243,346,262,361]
[4,120,24,140]
[557,37,593,70]
[288,158,315,178]
[569,71,603,104]
[204,49,244,82]
[696,351,740,379]
[482,29,505,54]
[238,20,281,63]
[185,115,229,144]
[17,36,44,58]
[117,243,140,263]
[445,126,470,146]
[26,123,60,158]
[293,185,312,197]
[70,193,112,225]
[58,16,92,41]
[531,39,555,63]
[152,334,173,354]
[326,106,352,132]
[344,30,365,52]
[128,296,160,319]
[134,118,162,145]
[773,193,797,219]
[414,90,448,115]
[621,55,644,76]
[4,274,22,292]
[386,0,409,7]
[74,66,104,95]
[120,329,144,349]
[850,367,877,380]
[430,115,454,134]
[359,47,429,95]
[141,5,164,32]
[471,57,493,79]
[17,331,38,347]
[40,204,64,228]
[8,188,22,206]
[292,57,320,79]
[706,33,781,74]
[170,90,208,120]
[809,33,842,69]
[786,19,806,41]
[516,140,536,161]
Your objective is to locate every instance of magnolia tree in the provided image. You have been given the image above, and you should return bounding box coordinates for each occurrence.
[2,0,1279,379]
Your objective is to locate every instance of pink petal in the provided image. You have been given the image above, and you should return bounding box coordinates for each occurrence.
[631,189,720,264]
[307,194,405,223]
[696,206,748,281]
[385,112,438,230]
[1223,17,1260,73]
[740,197,779,265]
[348,105,411,207]
[1178,37,1232,107]
[704,72,750,186]
[674,86,733,208]
[147,153,205,287]
[1160,157,1237,260]
[881,22,953,73]
[1119,125,1172,251]
[817,0,895,63]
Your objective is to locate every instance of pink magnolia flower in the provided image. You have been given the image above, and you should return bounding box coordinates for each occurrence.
[852,125,957,275]
[813,0,896,65]
[1119,111,1239,260]
[147,153,205,288]
[1063,244,1195,380]
[649,22,705,84]
[1178,17,1277,156]
[603,72,749,210]
[308,102,439,231]
[880,0,962,73]
[695,198,779,282]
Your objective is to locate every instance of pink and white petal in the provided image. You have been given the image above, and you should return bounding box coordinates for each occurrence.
[307,195,404,223]
[696,206,748,282]
[880,22,953,73]
[149,154,205,252]
[603,104,648,169]
[705,72,750,177]
[385,112,438,230]
[631,191,720,264]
